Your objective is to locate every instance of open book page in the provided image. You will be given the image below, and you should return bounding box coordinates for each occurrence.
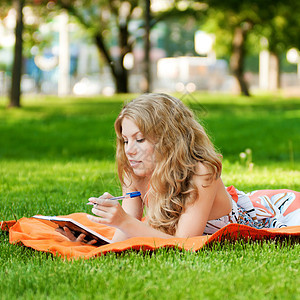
[32,215,111,246]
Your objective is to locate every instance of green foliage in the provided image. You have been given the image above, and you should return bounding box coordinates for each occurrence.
[156,19,198,57]
[0,94,299,299]
[200,8,233,57]
[200,0,300,61]
[0,1,12,19]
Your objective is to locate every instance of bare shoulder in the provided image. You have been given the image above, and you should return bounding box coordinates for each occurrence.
[194,161,212,175]
[193,161,216,187]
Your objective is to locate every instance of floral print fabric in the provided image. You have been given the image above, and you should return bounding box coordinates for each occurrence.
[203,186,300,235]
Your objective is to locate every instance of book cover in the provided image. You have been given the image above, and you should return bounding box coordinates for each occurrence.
[32,215,111,246]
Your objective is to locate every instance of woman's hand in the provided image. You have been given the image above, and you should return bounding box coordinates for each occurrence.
[55,226,97,245]
[87,192,129,229]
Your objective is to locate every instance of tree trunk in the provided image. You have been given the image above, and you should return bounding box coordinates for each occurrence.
[117,21,129,93]
[144,0,151,93]
[230,25,250,96]
[9,0,24,108]
[94,24,129,93]
[114,65,128,93]
[60,1,130,93]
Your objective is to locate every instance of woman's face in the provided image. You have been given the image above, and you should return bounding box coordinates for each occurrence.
[121,117,155,178]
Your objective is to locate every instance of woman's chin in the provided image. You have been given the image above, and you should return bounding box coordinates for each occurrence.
[133,170,147,177]
[132,168,152,178]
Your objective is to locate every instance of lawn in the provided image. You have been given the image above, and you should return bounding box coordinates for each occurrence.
[0,93,299,299]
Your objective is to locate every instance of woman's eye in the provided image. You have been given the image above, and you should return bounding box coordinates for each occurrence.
[137,138,145,143]
[123,140,128,144]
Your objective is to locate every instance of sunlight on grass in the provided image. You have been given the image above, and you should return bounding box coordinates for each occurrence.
[0,93,299,300]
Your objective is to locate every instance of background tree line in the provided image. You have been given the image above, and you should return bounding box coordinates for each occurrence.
[1,0,300,107]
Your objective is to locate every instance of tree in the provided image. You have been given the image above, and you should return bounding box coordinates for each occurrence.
[1,0,51,107]
[0,0,26,107]
[201,0,300,95]
[0,0,210,97]
[144,0,151,92]
[9,0,24,107]
[200,0,262,96]
[49,0,142,93]
[253,2,300,90]
[51,0,204,93]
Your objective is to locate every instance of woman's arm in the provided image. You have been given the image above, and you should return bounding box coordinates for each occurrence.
[88,164,224,241]
[175,161,229,238]
[88,188,145,242]
[87,176,219,241]
[111,193,144,242]
[87,197,174,241]
[175,176,219,238]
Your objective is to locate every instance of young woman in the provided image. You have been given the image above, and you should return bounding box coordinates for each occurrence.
[81,93,300,243]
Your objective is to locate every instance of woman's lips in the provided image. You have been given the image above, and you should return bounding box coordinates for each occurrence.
[129,160,141,168]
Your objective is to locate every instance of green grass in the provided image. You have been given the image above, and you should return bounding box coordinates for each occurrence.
[0,93,299,299]
[0,240,299,299]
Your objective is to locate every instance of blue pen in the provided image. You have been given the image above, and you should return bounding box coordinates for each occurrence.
[87,191,141,205]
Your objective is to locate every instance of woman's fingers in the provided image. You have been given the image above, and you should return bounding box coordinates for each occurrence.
[56,226,78,242]
[87,213,117,226]
[88,193,115,205]
[55,227,67,237]
[93,201,119,213]
[56,226,90,244]
[87,214,106,224]
[91,206,112,218]
[87,239,98,245]
[76,233,86,243]
[87,193,127,228]
[63,226,77,241]
[55,226,99,246]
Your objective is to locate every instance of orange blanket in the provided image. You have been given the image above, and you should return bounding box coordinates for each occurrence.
[3,213,300,260]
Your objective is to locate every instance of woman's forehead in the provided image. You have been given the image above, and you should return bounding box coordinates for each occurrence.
[121,117,142,136]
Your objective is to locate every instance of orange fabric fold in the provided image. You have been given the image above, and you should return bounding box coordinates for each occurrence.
[1,220,16,231]
[6,213,300,260]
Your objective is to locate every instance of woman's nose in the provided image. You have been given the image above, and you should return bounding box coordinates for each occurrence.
[125,141,137,155]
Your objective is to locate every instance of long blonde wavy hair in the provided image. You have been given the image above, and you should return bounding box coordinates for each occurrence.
[114,93,222,235]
